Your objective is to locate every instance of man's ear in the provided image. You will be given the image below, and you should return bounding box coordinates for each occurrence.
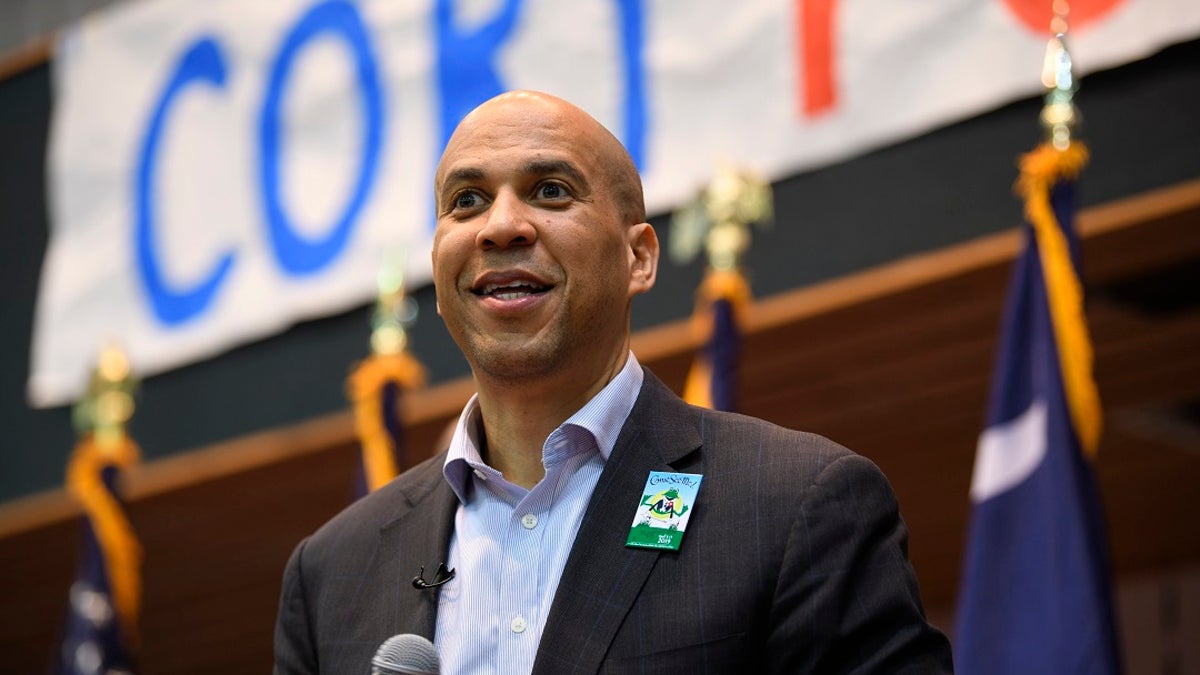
[627,222,659,296]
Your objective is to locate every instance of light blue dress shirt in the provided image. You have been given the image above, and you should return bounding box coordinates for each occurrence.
[434,353,644,674]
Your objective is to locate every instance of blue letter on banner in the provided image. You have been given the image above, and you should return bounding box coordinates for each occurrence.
[615,0,647,171]
[259,0,384,276]
[433,0,646,174]
[135,36,236,326]
[434,0,523,161]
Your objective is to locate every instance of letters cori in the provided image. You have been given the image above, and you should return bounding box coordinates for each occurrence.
[133,0,647,328]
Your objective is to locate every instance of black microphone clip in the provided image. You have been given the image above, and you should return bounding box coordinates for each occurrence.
[412,562,456,590]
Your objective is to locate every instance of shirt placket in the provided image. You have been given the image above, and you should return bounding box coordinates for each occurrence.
[494,435,568,673]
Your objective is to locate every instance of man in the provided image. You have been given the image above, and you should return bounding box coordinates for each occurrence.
[275,91,952,674]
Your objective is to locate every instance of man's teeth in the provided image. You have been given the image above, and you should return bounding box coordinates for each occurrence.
[482,281,545,299]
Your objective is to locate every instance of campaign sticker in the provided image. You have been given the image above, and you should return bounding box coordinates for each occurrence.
[625,471,703,551]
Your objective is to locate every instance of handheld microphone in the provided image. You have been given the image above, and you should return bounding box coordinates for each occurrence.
[371,634,440,674]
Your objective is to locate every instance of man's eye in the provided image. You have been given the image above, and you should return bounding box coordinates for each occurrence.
[453,191,481,209]
[536,182,569,200]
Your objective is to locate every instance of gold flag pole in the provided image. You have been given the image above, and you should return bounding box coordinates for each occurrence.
[66,343,143,646]
[671,164,772,408]
[1020,0,1103,455]
[1040,0,1078,150]
[349,259,427,492]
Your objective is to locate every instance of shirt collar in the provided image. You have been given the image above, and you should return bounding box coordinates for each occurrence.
[442,352,644,503]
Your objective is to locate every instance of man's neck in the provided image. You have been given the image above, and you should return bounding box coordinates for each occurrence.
[473,352,628,490]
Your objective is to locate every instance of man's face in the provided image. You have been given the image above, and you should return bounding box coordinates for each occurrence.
[431,93,655,384]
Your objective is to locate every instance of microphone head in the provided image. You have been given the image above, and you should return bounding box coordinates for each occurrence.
[371,634,440,675]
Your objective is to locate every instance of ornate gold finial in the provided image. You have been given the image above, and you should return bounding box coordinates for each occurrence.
[370,254,418,356]
[670,163,773,270]
[73,343,137,452]
[1040,1,1077,150]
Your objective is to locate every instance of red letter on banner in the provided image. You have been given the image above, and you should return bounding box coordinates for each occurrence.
[1000,0,1125,33]
[797,0,837,118]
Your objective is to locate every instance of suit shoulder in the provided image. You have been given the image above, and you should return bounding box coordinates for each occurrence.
[693,407,857,477]
[303,451,447,556]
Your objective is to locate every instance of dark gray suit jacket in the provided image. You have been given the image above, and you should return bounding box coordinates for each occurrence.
[275,370,952,673]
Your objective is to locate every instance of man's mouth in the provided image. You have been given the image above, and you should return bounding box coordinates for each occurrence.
[473,279,552,300]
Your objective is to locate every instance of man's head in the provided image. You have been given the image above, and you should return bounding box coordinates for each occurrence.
[431,91,658,388]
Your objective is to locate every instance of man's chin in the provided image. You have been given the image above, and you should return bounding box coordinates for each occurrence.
[469,340,561,383]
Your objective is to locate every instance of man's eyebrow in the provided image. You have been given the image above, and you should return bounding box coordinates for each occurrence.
[437,160,590,196]
[524,159,588,188]
[439,167,485,192]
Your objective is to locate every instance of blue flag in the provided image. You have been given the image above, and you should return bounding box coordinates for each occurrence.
[954,143,1121,674]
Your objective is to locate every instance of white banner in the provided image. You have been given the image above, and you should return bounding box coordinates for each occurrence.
[31,0,1200,406]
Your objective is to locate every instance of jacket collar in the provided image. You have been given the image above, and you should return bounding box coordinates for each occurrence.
[533,369,702,674]
[376,453,459,639]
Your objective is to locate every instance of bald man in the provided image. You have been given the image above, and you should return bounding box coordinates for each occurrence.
[274,92,953,674]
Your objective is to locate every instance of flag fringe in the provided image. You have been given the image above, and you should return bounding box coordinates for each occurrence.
[66,435,142,643]
[1017,141,1102,456]
[683,269,750,408]
[688,269,752,342]
[348,352,427,491]
[683,359,714,409]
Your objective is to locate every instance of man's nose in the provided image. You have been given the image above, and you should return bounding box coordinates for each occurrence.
[476,191,537,250]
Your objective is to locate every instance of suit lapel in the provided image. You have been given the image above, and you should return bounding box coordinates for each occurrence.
[375,456,459,640]
[533,371,702,674]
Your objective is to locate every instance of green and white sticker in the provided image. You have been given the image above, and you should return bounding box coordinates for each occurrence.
[625,471,703,551]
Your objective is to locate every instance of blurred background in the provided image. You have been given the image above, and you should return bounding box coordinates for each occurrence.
[1,0,1198,672]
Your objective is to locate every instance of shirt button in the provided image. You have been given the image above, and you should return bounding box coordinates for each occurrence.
[510,616,527,633]
[521,513,538,529]
[473,469,488,481]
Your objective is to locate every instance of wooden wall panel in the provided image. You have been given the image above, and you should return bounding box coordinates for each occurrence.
[1,179,1197,672]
